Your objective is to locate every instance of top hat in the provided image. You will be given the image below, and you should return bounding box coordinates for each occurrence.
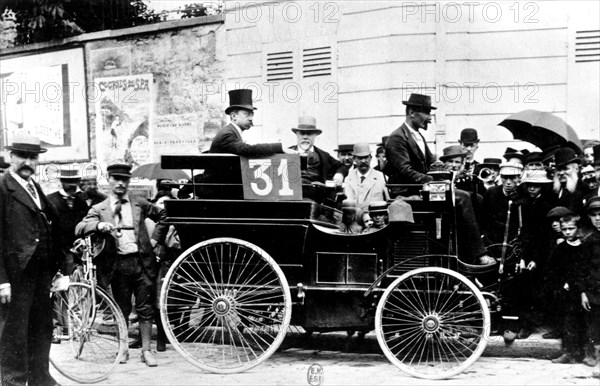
[368,200,388,214]
[585,196,600,212]
[107,163,132,178]
[499,162,523,176]
[521,170,552,184]
[5,135,47,154]
[388,199,414,223]
[352,142,371,157]
[480,158,502,170]
[439,145,467,162]
[59,168,82,181]
[225,89,257,115]
[292,116,322,135]
[554,147,581,167]
[593,144,600,166]
[0,156,9,169]
[402,93,437,110]
[334,144,353,153]
[459,128,479,144]
[377,136,389,147]
[503,147,524,162]
[546,206,574,219]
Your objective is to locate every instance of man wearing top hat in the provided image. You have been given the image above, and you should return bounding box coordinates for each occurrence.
[75,163,168,367]
[47,169,89,276]
[552,147,586,215]
[344,142,390,212]
[385,93,436,197]
[0,136,61,386]
[289,116,345,202]
[210,89,295,156]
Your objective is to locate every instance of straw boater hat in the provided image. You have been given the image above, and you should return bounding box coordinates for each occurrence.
[59,168,82,181]
[499,162,524,176]
[5,135,47,154]
[291,116,322,135]
[225,89,257,115]
[480,158,502,170]
[521,170,552,184]
[439,145,467,162]
[368,201,388,215]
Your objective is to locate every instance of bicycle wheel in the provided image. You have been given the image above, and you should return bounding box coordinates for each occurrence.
[50,282,128,383]
[376,267,490,380]
[160,237,292,374]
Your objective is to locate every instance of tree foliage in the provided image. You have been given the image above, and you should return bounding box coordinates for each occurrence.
[0,0,164,45]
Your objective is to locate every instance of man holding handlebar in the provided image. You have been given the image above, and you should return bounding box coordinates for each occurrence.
[75,163,168,367]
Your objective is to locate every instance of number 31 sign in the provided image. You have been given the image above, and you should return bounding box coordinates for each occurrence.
[240,154,303,200]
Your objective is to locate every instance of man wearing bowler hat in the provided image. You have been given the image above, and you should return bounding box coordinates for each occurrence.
[76,163,168,367]
[385,93,436,197]
[0,136,61,386]
[344,142,389,212]
[289,116,345,201]
[210,89,295,156]
[552,147,586,215]
[0,156,9,174]
[459,128,480,175]
[334,143,354,177]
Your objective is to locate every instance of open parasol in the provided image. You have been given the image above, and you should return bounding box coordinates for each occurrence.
[498,110,582,155]
[131,162,189,181]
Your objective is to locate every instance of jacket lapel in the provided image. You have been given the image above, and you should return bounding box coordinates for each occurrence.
[5,173,38,213]
[97,198,116,225]
[227,123,242,140]
[401,123,425,162]
[130,197,141,239]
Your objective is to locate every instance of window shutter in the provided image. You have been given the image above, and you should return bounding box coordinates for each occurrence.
[266,51,294,81]
[575,30,600,63]
[302,46,332,78]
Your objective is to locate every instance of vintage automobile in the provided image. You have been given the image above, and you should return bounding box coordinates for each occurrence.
[158,153,521,380]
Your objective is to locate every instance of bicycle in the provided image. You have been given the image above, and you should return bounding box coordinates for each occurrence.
[49,227,130,384]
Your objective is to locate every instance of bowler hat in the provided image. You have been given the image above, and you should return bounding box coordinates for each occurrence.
[480,158,502,170]
[225,89,257,115]
[439,145,467,162]
[377,136,389,147]
[554,147,581,167]
[107,163,132,178]
[5,135,47,154]
[402,93,437,110]
[59,168,81,181]
[503,147,524,162]
[352,142,371,157]
[499,162,523,176]
[292,116,322,135]
[459,128,479,144]
[546,206,574,219]
[521,170,552,184]
[593,144,600,166]
[585,196,600,212]
[368,200,388,214]
[0,156,9,169]
[335,144,353,153]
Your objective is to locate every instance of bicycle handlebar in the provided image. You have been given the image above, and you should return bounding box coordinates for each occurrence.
[82,225,135,237]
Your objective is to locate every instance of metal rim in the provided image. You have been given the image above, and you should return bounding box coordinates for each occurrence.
[375,267,490,380]
[160,237,292,374]
[50,283,128,383]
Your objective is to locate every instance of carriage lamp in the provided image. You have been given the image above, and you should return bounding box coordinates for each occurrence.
[423,181,450,202]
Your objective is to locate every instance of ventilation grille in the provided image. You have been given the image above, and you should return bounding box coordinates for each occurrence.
[575,30,600,63]
[266,51,294,81]
[390,231,429,276]
[302,46,332,78]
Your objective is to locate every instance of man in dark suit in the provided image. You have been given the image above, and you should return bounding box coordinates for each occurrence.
[0,136,60,386]
[78,165,107,208]
[0,156,9,174]
[210,88,295,157]
[385,93,436,197]
[289,116,345,202]
[75,163,168,367]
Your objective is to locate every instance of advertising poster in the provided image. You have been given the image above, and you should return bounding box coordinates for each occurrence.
[95,74,154,168]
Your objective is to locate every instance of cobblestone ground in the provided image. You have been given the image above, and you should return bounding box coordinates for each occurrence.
[50,330,600,386]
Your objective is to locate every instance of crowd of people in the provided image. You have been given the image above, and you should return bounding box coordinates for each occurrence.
[1,89,599,384]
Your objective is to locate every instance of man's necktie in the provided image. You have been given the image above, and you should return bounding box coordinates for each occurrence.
[65,196,74,209]
[114,199,124,223]
[26,182,37,199]
[360,176,365,184]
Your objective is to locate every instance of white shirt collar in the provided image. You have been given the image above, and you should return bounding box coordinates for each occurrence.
[231,122,244,138]
[9,170,33,185]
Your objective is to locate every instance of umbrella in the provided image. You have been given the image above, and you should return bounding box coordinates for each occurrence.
[131,162,189,181]
[498,110,583,155]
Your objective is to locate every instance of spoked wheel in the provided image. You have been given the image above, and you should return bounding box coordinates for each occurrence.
[160,237,292,374]
[50,283,128,383]
[376,267,490,380]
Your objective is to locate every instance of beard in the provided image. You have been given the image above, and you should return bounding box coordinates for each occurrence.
[553,170,579,194]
